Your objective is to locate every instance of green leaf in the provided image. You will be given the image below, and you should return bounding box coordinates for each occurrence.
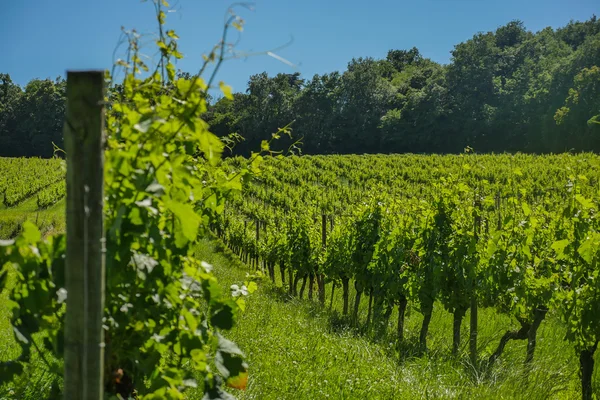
[260,140,269,152]
[129,207,144,226]
[156,40,168,50]
[219,81,233,101]
[190,348,206,364]
[575,194,594,210]
[250,155,263,174]
[166,62,176,82]
[551,239,570,259]
[232,21,244,32]
[513,168,523,177]
[199,131,224,166]
[587,115,600,126]
[222,175,242,192]
[578,237,597,265]
[203,278,223,304]
[165,200,201,243]
[235,297,246,312]
[20,221,41,244]
[182,308,198,332]
[246,281,257,294]
[166,30,179,40]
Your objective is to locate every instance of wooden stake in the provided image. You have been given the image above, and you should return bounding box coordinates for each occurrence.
[64,70,106,400]
[470,196,482,366]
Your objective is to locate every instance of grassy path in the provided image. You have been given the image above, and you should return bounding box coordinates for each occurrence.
[196,238,596,400]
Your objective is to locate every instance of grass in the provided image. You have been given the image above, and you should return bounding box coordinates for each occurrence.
[193,237,598,400]
[0,197,65,239]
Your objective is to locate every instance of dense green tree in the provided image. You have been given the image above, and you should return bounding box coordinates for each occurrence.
[387,47,422,72]
[0,75,65,157]
[293,72,343,153]
[0,74,25,156]
[18,78,66,157]
[555,66,600,149]
[446,30,500,150]
[556,15,600,50]
[335,57,396,153]
[381,49,447,152]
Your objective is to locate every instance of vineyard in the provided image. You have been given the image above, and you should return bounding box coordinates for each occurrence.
[2,152,600,397]
[2,0,598,397]
[217,152,600,398]
[0,157,66,238]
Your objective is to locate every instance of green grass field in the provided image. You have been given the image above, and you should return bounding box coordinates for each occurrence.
[194,237,596,400]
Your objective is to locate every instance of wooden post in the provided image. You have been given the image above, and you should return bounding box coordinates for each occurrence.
[470,196,482,366]
[243,220,247,262]
[64,70,106,400]
[321,214,327,249]
[495,192,502,230]
[317,214,327,305]
[255,218,260,271]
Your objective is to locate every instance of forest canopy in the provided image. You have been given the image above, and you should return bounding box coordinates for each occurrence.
[1,16,599,157]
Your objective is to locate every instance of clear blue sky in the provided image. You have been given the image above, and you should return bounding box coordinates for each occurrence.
[2,0,598,93]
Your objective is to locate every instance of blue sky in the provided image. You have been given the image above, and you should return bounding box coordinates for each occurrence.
[1,0,598,93]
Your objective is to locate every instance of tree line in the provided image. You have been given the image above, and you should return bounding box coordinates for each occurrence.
[1,17,599,158]
[205,17,600,155]
[0,74,66,157]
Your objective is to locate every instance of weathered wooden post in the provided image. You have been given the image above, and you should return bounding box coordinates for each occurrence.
[63,70,106,400]
[243,220,247,262]
[317,214,327,305]
[470,196,482,366]
[255,218,261,271]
